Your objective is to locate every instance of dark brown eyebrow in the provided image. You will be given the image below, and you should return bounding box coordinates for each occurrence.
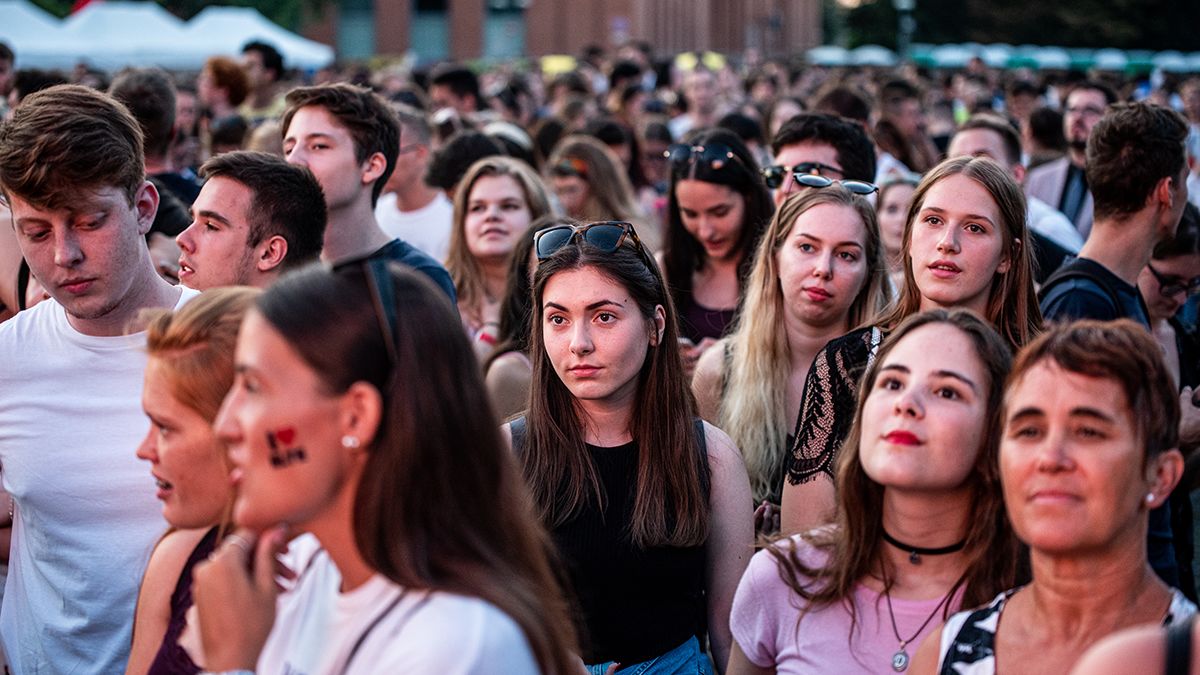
[919,206,997,228]
[932,369,978,393]
[878,364,977,392]
[191,209,232,227]
[1007,406,1116,425]
[544,299,625,312]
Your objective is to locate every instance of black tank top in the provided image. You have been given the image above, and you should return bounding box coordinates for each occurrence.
[550,439,708,665]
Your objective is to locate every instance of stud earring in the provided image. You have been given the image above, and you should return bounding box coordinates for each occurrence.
[1146,493,1156,505]
[341,436,360,449]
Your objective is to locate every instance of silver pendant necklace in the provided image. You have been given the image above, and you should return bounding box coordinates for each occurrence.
[883,575,961,672]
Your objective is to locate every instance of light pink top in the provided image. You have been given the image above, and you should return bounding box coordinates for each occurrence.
[730,535,965,674]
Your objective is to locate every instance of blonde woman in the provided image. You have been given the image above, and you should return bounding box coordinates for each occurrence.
[546,135,661,251]
[693,184,890,527]
[445,156,552,360]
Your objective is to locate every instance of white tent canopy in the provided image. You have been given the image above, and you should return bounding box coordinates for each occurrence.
[0,0,74,67]
[58,1,211,70]
[0,0,333,71]
[184,6,334,70]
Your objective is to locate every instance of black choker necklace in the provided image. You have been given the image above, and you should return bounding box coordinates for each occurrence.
[882,530,966,565]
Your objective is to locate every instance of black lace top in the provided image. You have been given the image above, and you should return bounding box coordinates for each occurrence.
[785,326,884,485]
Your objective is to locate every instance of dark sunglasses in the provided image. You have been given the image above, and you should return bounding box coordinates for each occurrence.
[774,171,878,196]
[1147,262,1200,299]
[761,162,850,189]
[664,143,747,173]
[534,221,645,260]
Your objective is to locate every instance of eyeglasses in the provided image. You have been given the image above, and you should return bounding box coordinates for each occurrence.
[534,221,645,260]
[664,143,747,173]
[773,172,879,196]
[1147,263,1200,299]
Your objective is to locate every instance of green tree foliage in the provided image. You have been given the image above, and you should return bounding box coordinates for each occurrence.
[841,0,1200,50]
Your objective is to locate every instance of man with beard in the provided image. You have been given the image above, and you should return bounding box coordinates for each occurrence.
[1025,81,1118,238]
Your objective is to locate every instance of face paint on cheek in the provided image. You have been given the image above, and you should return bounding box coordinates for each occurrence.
[266,427,308,468]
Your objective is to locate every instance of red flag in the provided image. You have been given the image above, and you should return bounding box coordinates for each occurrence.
[71,0,100,14]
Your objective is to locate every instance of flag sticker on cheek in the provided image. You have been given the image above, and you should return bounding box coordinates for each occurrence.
[266,427,307,468]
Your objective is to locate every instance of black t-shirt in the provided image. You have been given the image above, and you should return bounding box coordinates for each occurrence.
[1038,256,1177,588]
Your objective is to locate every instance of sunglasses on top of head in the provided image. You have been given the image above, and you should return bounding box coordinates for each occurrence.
[534,220,649,262]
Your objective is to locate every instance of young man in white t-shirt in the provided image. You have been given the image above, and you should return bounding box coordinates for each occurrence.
[373,103,454,262]
[0,84,195,674]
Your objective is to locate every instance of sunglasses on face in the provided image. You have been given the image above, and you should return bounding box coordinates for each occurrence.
[1147,262,1200,299]
[761,162,845,189]
[664,143,747,173]
[769,171,879,196]
[534,221,646,260]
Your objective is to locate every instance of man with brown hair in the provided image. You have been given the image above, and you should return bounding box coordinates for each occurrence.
[176,150,326,290]
[1038,101,1189,588]
[0,84,196,673]
[281,83,454,300]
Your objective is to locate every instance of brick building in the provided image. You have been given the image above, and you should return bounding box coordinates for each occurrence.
[306,0,821,62]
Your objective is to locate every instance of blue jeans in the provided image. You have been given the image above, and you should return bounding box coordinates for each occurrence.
[585,636,713,675]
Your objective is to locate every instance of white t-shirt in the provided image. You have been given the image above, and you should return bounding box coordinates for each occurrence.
[0,289,197,674]
[373,191,454,264]
[259,541,541,674]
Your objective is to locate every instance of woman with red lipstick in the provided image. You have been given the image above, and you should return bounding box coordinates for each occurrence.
[692,185,890,527]
[512,221,754,673]
[661,128,774,369]
[780,156,1043,535]
[728,310,1020,675]
[914,320,1194,675]
[128,287,259,675]
[187,262,580,673]
[446,156,552,360]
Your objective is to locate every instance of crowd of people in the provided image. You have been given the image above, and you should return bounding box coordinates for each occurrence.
[0,34,1199,674]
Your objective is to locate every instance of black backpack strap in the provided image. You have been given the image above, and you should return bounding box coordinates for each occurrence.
[1038,264,1121,315]
[1165,612,1197,675]
[693,418,711,497]
[509,415,527,457]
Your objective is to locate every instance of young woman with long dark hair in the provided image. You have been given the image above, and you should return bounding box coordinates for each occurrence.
[512,221,754,672]
[188,262,579,673]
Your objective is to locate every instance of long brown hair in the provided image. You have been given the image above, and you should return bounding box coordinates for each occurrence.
[768,310,1021,634]
[877,156,1043,351]
[256,263,579,674]
[523,238,709,548]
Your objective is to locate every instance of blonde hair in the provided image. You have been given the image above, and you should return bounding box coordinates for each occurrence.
[721,187,890,502]
[446,156,551,327]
